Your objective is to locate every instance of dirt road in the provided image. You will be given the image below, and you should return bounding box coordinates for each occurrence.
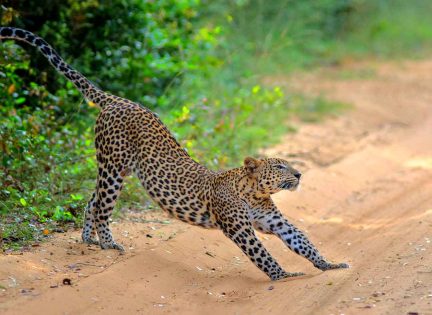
[1,59,432,315]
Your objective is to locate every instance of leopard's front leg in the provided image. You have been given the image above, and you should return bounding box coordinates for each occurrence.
[215,201,304,280]
[251,199,349,271]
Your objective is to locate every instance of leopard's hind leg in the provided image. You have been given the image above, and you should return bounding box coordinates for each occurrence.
[91,162,126,251]
[82,191,98,245]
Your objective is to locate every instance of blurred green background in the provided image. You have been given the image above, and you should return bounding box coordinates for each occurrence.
[1,0,432,249]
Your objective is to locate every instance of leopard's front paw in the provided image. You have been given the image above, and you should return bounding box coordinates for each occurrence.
[83,238,99,245]
[272,271,305,281]
[100,241,125,252]
[334,262,350,269]
[315,260,350,271]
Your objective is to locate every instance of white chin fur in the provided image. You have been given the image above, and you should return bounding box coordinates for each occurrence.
[290,182,301,191]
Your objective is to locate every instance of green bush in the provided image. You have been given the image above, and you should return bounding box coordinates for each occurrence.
[1,0,217,107]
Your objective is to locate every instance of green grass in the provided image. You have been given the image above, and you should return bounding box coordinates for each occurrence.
[290,94,351,123]
[0,208,71,251]
[339,0,432,59]
[205,0,432,79]
[330,67,377,80]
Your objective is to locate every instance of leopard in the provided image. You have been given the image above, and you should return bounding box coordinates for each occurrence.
[0,27,349,280]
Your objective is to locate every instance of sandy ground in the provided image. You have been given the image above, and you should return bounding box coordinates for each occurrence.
[1,59,432,315]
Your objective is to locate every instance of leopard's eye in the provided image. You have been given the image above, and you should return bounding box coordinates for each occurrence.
[275,165,286,170]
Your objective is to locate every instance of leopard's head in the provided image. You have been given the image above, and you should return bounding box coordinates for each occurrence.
[244,157,302,195]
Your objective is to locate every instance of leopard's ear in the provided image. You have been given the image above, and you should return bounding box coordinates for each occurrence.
[244,157,261,175]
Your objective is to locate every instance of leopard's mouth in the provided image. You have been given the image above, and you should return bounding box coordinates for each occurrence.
[279,180,300,191]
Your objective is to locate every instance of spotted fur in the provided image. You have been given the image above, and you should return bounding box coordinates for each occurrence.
[0,27,349,280]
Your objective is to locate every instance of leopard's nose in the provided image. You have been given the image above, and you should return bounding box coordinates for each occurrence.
[294,172,302,180]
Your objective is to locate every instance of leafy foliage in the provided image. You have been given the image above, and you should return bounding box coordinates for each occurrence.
[165,85,288,166]
[1,0,217,107]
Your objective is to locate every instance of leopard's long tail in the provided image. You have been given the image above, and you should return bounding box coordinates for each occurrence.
[0,27,108,106]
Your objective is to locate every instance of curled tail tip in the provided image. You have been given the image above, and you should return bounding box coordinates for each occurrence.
[0,26,13,37]
[1,27,23,38]
[0,27,37,44]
